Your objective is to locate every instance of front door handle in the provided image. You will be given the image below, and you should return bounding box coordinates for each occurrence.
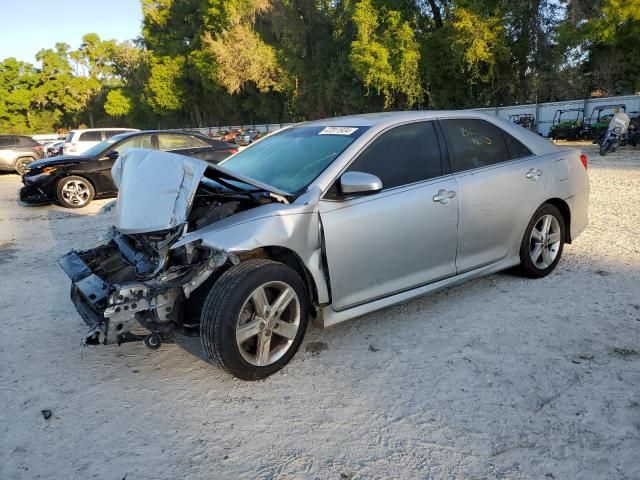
[525,168,543,180]
[433,189,456,204]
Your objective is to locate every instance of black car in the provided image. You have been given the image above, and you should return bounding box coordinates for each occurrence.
[20,130,238,208]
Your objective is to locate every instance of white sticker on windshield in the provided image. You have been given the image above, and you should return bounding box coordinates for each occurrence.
[318,127,358,136]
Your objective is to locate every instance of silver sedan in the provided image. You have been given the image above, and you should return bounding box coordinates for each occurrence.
[60,111,590,380]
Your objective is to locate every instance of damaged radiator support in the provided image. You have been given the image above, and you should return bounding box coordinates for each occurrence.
[58,241,230,347]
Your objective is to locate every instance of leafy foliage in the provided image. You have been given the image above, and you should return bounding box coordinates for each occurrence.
[1,0,639,133]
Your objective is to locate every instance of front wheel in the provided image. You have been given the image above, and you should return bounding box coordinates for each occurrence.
[56,176,95,208]
[200,259,310,380]
[599,138,615,156]
[518,204,566,278]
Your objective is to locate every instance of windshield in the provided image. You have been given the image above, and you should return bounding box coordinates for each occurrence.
[559,111,580,123]
[81,133,133,157]
[220,125,368,193]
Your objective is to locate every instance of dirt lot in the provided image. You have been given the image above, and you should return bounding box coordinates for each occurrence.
[1,143,639,480]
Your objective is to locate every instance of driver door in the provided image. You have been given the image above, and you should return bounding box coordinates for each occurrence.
[318,121,459,311]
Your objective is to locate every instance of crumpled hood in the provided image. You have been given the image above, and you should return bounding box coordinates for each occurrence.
[111,149,208,234]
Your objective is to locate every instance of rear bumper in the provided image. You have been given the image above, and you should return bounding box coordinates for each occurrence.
[566,188,589,242]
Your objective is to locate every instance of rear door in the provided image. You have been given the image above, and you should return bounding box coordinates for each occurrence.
[319,121,459,311]
[0,136,18,165]
[440,118,551,272]
[157,133,204,159]
[189,136,222,163]
[197,138,237,163]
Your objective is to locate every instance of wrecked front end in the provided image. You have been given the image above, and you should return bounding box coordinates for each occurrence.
[58,149,292,347]
[58,229,231,346]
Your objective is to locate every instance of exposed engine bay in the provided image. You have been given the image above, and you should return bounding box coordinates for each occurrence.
[59,150,289,348]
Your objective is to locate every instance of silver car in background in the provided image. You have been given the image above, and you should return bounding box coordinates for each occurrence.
[59,111,589,380]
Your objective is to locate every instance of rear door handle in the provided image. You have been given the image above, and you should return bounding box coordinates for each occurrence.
[433,189,456,204]
[525,168,543,180]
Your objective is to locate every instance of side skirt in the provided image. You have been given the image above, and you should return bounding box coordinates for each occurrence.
[315,256,520,329]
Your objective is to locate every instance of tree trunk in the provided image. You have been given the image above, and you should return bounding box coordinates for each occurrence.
[194,103,203,127]
[427,0,444,29]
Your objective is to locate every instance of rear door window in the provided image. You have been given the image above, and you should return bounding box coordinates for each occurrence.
[190,136,211,148]
[440,119,510,172]
[78,131,103,142]
[158,134,194,151]
[0,136,17,147]
[503,132,533,159]
[346,121,442,189]
[18,136,39,147]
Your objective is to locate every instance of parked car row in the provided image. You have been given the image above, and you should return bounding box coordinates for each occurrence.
[212,128,264,145]
[20,130,238,208]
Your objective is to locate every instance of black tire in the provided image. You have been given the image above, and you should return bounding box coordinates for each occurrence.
[55,176,95,208]
[15,157,34,175]
[200,259,310,380]
[599,139,614,156]
[517,204,566,278]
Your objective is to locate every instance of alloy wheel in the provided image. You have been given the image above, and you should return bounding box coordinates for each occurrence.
[61,179,91,207]
[15,158,31,175]
[529,214,562,269]
[236,281,301,366]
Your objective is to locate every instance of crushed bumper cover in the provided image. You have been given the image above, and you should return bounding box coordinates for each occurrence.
[20,182,53,204]
[59,251,161,345]
[59,242,224,346]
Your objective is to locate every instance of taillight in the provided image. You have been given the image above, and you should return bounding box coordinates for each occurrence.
[222,148,238,154]
[580,153,588,170]
[35,145,43,152]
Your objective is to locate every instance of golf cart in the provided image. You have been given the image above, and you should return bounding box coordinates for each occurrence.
[581,104,627,141]
[549,108,585,140]
[509,113,536,131]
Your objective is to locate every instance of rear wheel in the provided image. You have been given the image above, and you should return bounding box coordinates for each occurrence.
[15,157,34,175]
[518,204,565,278]
[200,259,309,380]
[56,176,95,208]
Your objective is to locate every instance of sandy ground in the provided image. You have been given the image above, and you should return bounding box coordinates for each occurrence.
[1,143,639,480]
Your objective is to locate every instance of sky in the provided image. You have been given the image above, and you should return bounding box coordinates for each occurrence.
[0,0,143,63]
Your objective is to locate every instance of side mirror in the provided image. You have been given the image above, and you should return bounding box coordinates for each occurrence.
[339,171,383,195]
[105,151,119,161]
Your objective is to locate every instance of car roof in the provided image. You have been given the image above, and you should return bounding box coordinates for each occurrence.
[594,104,626,110]
[69,128,139,133]
[302,110,535,129]
[113,130,211,137]
[295,110,558,156]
